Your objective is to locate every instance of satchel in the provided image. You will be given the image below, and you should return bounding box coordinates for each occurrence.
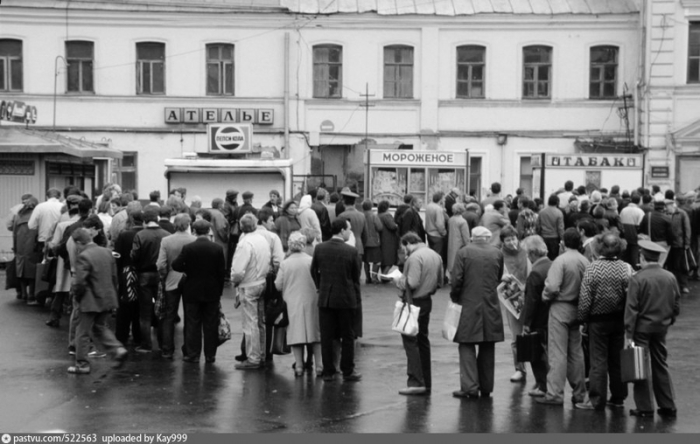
[392,300,420,337]
[40,256,57,283]
[34,260,51,305]
[217,306,232,346]
[442,300,462,341]
[270,325,291,355]
[4,258,18,290]
[620,343,651,383]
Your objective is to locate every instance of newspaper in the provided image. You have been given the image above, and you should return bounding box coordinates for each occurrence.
[497,274,525,320]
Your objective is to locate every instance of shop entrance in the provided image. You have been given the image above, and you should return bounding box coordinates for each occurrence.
[677,156,700,193]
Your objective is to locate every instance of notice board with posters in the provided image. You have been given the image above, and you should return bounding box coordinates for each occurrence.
[366,150,467,207]
[542,154,644,196]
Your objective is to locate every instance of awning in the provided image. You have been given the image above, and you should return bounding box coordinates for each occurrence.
[0,126,123,159]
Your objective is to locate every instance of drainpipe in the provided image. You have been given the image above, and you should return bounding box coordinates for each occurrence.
[284,32,290,159]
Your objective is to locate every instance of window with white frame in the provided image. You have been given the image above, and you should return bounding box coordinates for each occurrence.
[0,39,22,92]
[313,44,342,98]
[689,22,700,84]
[590,46,618,99]
[206,43,234,96]
[66,41,94,93]
[136,42,165,95]
[384,45,413,99]
[523,45,552,99]
[456,45,485,99]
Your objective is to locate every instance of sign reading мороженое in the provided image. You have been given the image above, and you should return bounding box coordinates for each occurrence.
[164,108,273,125]
[546,154,643,169]
[369,150,467,166]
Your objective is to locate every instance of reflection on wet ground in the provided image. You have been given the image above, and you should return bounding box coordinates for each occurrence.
[0,275,698,433]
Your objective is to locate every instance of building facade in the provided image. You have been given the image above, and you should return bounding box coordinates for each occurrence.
[640,0,700,193]
[0,0,640,217]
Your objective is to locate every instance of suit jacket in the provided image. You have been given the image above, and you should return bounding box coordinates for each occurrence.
[399,207,426,241]
[522,256,552,330]
[625,263,680,338]
[311,238,361,309]
[172,237,226,303]
[73,243,119,313]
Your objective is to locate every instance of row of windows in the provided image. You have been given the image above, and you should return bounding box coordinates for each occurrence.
[1,24,698,97]
[314,43,618,100]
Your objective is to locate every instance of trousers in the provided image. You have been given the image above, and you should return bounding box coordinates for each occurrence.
[458,342,496,395]
[401,297,432,389]
[587,319,628,409]
[319,307,355,376]
[239,284,266,365]
[183,300,219,360]
[545,302,587,403]
[632,330,676,412]
[75,311,124,368]
[137,271,159,350]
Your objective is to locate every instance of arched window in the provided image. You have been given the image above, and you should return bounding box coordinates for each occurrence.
[206,43,234,95]
[0,39,22,92]
[384,45,413,98]
[590,46,618,98]
[456,45,485,99]
[313,44,342,98]
[523,45,552,99]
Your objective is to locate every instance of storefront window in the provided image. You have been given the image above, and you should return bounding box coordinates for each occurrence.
[113,152,137,192]
[469,157,482,199]
[371,167,407,206]
[428,168,465,199]
[520,156,533,196]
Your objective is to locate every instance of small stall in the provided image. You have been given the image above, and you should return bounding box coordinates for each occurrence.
[365,150,468,206]
[531,153,645,198]
[0,125,122,261]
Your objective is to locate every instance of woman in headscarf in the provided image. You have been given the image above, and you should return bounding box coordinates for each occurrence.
[275,232,322,376]
[361,200,383,284]
[13,195,41,305]
[274,200,301,252]
[297,195,321,244]
[377,200,399,275]
[499,225,531,383]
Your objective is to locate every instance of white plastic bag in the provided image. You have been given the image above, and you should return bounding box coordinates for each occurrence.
[392,301,420,337]
[442,301,462,341]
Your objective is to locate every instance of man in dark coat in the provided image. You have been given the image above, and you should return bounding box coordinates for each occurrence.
[311,218,362,382]
[399,195,426,242]
[311,188,332,241]
[625,240,681,419]
[222,189,240,282]
[172,220,226,364]
[450,226,504,398]
[521,235,552,398]
[69,228,127,374]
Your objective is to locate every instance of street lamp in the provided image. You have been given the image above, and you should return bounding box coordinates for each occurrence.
[53,55,68,130]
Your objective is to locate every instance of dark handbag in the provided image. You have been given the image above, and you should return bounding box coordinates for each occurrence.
[4,258,18,290]
[620,343,651,383]
[34,261,51,305]
[516,332,544,362]
[264,271,289,327]
[270,325,291,355]
[41,257,57,283]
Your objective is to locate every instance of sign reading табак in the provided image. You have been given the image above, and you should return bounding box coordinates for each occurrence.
[165,108,273,125]
[546,154,643,169]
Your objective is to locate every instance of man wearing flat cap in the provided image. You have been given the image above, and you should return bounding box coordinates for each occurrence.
[624,240,680,419]
[450,226,504,399]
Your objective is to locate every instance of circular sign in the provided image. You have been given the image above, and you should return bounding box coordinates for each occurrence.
[214,125,246,151]
[320,119,335,132]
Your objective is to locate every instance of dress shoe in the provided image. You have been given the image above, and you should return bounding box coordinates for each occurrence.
[322,373,336,382]
[399,387,428,396]
[26,300,40,306]
[205,357,216,364]
[183,356,200,364]
[509,370,526,382]
[629,409,654,418]
[607,399,624,408]
[536,397,564,406]
[112,348,128,369]
[68,346,76,356]
[88,350,107,358]
[657,408,677,418]
[45,319,60,328]
[343,371,362,382]
[452,390,479,399]
[161,352,174,360]
[234,354,247,362]
[480,391,491,398]
[235,360,262,370]
[135,346,152,354]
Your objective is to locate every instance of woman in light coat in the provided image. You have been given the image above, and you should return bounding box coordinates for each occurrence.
[447,203,471,277]
[297,195,322,244]
[275,232,322,376]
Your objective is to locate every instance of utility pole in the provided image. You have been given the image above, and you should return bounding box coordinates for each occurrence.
[359,82,375,196]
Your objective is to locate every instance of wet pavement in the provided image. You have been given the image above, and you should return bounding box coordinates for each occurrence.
[1,270,699,433]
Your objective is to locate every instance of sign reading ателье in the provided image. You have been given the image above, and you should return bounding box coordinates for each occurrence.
[546,154,643,169]
[165,108,273,125]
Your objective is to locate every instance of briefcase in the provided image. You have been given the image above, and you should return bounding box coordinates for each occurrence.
[516,332,543,362]
[34,261,51,306]
[620,344,650,383]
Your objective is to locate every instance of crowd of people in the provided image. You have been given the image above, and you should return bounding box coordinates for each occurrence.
[5,178,689,419]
